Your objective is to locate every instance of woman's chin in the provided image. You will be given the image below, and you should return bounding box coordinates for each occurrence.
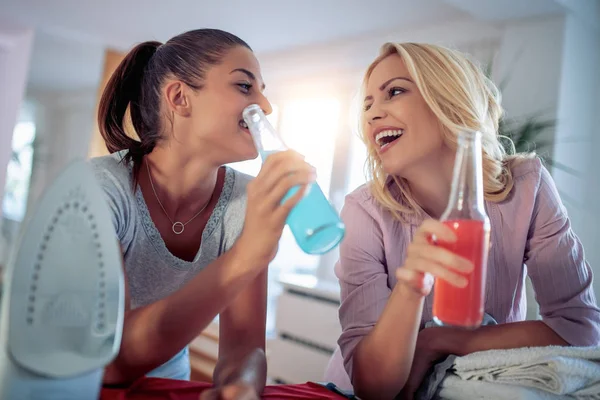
[227,149,259,165]
[382,161,406,178]
[243,148,259,161]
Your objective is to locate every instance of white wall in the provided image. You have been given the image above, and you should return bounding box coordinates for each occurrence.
[0,20,33,219]
[552,4,600,298]
[494,16,565,154]
[489,16,568,319]
[258,17,503,90]
[593,43,600,300]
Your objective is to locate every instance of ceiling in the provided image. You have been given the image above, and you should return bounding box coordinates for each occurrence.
[0,0,566,92]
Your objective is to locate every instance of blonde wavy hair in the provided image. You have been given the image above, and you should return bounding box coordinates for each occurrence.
[360,42,530,222]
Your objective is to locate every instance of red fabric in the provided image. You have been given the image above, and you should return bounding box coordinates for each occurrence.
[101,378,346,400]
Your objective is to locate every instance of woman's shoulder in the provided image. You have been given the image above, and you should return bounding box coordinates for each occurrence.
[342,182,403,234]
[230,167,254,187]
[344,182,380,211]
[88,151,133,193]
[344,181,418,225]
[221,167,252,222]
[508,155,544,182]
[493,156,554,213]
[228,167,253,201]
[218,168,253,249]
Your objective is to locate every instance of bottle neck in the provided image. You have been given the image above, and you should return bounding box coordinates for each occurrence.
[443,131,486,220]
[243,104,287,160]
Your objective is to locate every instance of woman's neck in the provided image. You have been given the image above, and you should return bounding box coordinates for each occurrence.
[143,143,220,217]
[403,150,455,219]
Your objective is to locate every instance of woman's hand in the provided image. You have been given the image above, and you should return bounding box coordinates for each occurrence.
[399,326,459,399]
[236,150,316,267]
[395,219,473,296]
[200,382,259,400]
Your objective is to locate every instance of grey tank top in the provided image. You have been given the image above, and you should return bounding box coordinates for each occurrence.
[89,151,251,379]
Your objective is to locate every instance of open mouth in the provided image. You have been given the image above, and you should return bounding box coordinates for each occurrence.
[239,119,250,133]
[375,129,404,151]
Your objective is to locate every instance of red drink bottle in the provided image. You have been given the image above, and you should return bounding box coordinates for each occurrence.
[433,130,490,328]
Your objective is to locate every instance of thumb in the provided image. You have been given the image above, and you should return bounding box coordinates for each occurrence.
[199,388,219,400]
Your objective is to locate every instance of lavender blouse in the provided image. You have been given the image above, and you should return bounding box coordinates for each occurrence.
[335,158,600,378]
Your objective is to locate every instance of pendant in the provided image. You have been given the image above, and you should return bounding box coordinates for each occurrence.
[172,222,185,235]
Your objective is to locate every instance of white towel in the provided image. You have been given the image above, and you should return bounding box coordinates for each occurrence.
[438,374,567,400]
[452,346,600,396]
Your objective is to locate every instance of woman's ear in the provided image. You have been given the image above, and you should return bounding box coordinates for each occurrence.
[163,80,192,117]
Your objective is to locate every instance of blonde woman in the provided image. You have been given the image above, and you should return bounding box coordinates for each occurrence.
[334,43,600,399]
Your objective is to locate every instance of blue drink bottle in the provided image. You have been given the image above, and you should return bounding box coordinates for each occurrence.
[242,104,345,255]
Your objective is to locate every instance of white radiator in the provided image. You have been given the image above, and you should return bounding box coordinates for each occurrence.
[266,274,341,384]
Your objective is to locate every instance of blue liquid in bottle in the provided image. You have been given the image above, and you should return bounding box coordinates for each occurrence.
[262,151,345,254]
[243,105,345,255]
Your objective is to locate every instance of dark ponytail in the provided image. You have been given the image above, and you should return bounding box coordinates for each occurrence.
[97,29,251,175]
[98,41,161,169]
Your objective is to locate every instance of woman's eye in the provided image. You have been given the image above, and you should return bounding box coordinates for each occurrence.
[388,87,406,97]
[238,83,252,93]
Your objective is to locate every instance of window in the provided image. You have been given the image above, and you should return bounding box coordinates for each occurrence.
[278,98,341,198]
[1,103,37,268]
[346,131,369,194]
[2,120,36,222]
